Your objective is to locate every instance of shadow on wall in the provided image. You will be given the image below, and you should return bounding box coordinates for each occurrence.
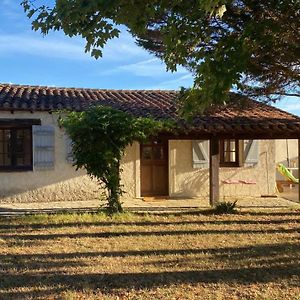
[220,145,275,197]
[172,166,268,199]
[173,169,210,198]
[220,167,260,197]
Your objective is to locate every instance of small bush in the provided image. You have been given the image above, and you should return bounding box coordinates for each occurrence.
[214,201,237,214]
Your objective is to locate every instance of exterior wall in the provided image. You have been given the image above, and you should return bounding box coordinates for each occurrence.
[0,111,276,203]
[275,139,298,166]
[0,111,138,203]
[169,140,276,199]
[120,142,140,199]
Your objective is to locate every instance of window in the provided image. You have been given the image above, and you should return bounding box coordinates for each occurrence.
[141,139,166,161]
[0,127,32,171]
[220,139,242,167]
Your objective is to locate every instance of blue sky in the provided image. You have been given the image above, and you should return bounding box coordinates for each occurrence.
[0,0,299,116]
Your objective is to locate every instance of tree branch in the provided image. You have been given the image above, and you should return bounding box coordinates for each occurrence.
[272,92,300,98]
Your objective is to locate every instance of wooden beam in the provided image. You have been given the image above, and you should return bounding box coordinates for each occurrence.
[209,138,220,206]
[0,118,41,127]
[158,132,300,141]
[298,139,300,203]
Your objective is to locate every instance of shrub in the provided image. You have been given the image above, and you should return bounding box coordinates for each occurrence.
[214,201,237,214]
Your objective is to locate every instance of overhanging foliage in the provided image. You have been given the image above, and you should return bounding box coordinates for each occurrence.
[22,0,300,114]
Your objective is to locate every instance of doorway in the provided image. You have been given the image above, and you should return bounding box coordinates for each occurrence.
[140,139,169,197]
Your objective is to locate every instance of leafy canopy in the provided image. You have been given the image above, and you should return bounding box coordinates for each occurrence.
[22,0,300,113]
[59,106,174,213]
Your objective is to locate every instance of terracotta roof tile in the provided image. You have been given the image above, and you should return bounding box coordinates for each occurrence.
[0,83,300,138]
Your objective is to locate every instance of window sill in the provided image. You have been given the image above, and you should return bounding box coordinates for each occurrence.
[220,165,240,168]
[0,167,33,172]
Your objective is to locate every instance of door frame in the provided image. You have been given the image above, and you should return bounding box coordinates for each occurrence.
[140,139,169,197]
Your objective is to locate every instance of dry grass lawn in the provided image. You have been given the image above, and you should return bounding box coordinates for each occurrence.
[0,209,299,300]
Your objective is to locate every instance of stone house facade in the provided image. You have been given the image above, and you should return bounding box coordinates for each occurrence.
[0,83,299,204]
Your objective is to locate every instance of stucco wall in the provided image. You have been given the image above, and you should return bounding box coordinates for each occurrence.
[275,139,298,166]
[0,111,276,203]
[169,140,276,199]
[0,111,138,203]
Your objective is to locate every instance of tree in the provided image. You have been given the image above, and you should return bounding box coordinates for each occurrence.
[60,106,173,214]
[22,0,300,113]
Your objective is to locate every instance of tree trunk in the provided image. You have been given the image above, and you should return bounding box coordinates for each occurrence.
[107,160,123,214]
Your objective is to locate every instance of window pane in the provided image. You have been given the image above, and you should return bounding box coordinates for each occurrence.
[224,151,230,162]
[0,128,32,169]
[230,140,236,150]
[0,130,12,167]
[153,147,164,160]
[224,140,229,152]
[221,139,238,165]
[15,128,31,166]
[142,147,152,160]
[4,130,11,166]
[230,151,236,162]
[3,153,11,166]
[224,152,236,162]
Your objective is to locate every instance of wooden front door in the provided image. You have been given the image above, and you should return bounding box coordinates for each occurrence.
[141,139,169,197]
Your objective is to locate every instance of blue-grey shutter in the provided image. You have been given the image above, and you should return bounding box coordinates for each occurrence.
[33,125,55,170]
[244,140,259,166]
[65,134,74,163]
[192,140,209,168]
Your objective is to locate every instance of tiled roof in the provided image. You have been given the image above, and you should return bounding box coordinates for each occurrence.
[0,83,300,138]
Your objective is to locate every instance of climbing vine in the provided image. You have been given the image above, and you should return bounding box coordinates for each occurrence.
[59,106,175,214]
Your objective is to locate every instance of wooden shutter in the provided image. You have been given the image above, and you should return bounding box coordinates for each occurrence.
[244,140,259,166]
[65,134,74,163]
[192,140,209,169]
[33,125,55,170]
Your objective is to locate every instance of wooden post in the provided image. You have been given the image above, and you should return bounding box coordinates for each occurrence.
[209,138,220,206]
[298,139,300,203]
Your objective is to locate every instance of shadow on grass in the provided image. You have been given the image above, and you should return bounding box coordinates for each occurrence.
[0,242,299,263]
[0,217,299,230]
[142,210,300,217]
[0,241,299,299]
[0,259,299,299]
[0,226,299,241]
[0,208,299,221]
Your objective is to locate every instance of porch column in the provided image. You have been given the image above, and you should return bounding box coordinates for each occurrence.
[298,139,300,203]
[209,138,220,206]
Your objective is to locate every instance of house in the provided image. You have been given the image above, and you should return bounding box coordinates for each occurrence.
[0,83,299,205]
